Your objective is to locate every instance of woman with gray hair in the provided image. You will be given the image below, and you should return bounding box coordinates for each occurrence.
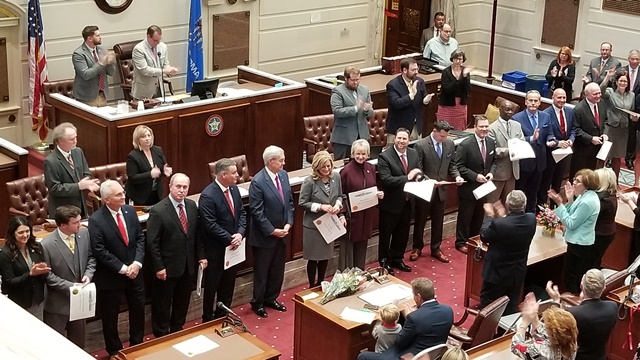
[339,140,384,270]
[438,48,472,130]
[593,168,618,269]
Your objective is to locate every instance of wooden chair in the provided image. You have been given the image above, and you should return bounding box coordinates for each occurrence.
[368,109,388,147]
[43,79,75,128]
[113,40,174,101]
[449,295,509,350]
[303,114,334,163]
[6,174,49,226]
[208,155,252,184]
[86,162,128,215]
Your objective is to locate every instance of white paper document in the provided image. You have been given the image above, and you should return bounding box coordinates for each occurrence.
[69,283,96,321]
[596,140,613,161]
[348,186,379,213]
[551,147,573,163]
[172,335,219,357]
[358,283,414,307]
[196,263,204,297]
[289,176,305,186]
[339,307,377,324]
[314,213,347,244]
[404,179,437,202]
[508,138,535,161]
[238,186,249,198]
[473,181,497,200]
[224,238,246,270]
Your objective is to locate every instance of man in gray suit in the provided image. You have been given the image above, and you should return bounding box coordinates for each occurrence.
[72,25,116,107]
[487,100,525,204]
[419,12,445,51]
[583,42,621,85]
[330,65,374,160]
[41,205,96,348]
[131,25,179,100]
[44,122,100,218]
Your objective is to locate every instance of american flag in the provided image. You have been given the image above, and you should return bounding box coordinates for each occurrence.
[28,0,49,141]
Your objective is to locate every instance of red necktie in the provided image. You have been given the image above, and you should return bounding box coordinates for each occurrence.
[116,213,128,246]
[481,139,486,163]
[559,109,566,136]
[178,203,188,233]
[400,153,408,173]
[92,49,105,92]
[593,104,600,127]
[275,176,285,202]
[224,189,235,216]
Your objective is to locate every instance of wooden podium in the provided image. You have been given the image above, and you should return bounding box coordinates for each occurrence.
[606,283,640,360]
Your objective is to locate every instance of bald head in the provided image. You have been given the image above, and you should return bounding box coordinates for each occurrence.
[552,89,567,108]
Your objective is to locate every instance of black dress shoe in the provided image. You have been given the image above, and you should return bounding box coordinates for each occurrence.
[380,259,395,275]
[391,260,411,272]
[264,300,287,312]
[627,159,635,170]
[252,306,268,318]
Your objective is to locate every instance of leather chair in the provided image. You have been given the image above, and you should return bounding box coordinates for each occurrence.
[409,343,448,360]
[6,174,49,226]
[560,269,628,306]
[368,109,388,147]
[495,96,520,113]
[208,155,252,184]
[303,114,334,163]
[113,40,174,101]
[449,295,509,350]
[43,79,75,128]
[86,162,128,215]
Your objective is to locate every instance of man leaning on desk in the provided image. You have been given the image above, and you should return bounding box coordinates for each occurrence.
[131,25,179,100]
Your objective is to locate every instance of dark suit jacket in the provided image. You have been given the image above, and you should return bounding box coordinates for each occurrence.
[414,136,460,201]
[0,244,46,309]
[386,75,428,135]
[567,298,617,360]
[439,66,470,106]
[89,205,145,290]
[545,60,575,98]
[41,228,96,315]
[146,197,203,277]
[512,109,552,172]
[393,300,453,357]
[125,146,168,205]
[586,56,621,84]
[44,147,92,216]
[199,181,247,260]
[542,105,576,144]
[573,99,606,159]
[377,147,419,213]
[480,212,536,284]
[455,135,497,199]
[595,191,617,236]
[248,168,294,248]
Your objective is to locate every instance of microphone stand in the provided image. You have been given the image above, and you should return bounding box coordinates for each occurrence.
[618,254,640,320]
[158,51,171,107]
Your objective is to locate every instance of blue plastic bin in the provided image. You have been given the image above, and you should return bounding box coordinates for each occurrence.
[502,71,527,92]
[526,75,548,95]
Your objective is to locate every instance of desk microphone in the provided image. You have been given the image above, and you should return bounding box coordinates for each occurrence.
[217,301,239,318]
[157,51,169,106]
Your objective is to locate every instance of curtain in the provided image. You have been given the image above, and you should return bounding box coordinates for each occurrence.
[431,0,458,37]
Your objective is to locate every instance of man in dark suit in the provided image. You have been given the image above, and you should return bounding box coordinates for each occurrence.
[479,190,536,314]
[329,65,374,159]
[357,277,454,360]
[419,12,445,51]
[540,89,575,206]
[412,121,463,262]
[41,205,96,348]
[44,122,100,218]
[455,117,496,253]
[385,58,434,146]
[377,128,421,275]
[89,180,145,356]
[199,159,247,322]
[72,25,116,106]
[546,269,617,360]
[571,82,608,179]
[512,90,555,213]
[146,173,206,337]
[583,42,621,85]
[249,146,294,318]
[622,50,640,169]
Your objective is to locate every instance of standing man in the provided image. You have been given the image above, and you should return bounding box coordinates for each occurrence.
[44,122,100,218]
[622,50,640,170]
[571,82,608,179]
[248,146,293,318]
[89,180,145,357]
[377,128,421,274]
[329,65,374,159]
[72,25,115,107]
[131,25,179,100]
[487,101,525,204]
[454,117,496,253]
[412,121,464,262]
[423,24,458,67]
[540,89,575,206]
[583,42,621,85]
[419,12,445,51]
[41,205,96,348]
[146,173,206,337]
[480,190,536,315]
[199,159,246,322]
[512,90,554,213]
[385,58,434,146]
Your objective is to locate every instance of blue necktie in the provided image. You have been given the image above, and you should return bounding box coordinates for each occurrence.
[530,114,537,129]
[436,142,442,158]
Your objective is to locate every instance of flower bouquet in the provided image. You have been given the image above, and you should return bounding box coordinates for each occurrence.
[319,268,369,305]
[537,204,561,237]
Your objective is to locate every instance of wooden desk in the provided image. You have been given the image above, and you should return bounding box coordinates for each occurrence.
[464,226,567,307]
[115,319,280,360]
[467,335,517,359]
[292,276,411,360]
[0,137,28,235]
[606,284,640,360]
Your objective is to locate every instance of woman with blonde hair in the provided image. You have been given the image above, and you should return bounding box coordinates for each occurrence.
[299,151,345,287]
[441,347,468,360]
[593,168,618,268]
[545,46,576,99]
[125,125,172,205]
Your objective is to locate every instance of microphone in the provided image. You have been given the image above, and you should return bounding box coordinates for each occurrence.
[217,301,239,317]
[157,51,168,105]
[627,253,640,275]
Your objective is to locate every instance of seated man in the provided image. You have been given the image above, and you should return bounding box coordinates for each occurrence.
[357,278,453,360]
[546,269,617,360]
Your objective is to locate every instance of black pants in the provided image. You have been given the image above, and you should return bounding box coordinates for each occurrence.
[563,243,594,294]
[98,279,145,356]
[516,169,543,213]
[455,196,485,248]
[251,241,286,307]
[413,196,445,253]
[593,233,615,269]
[331,143,351,161]
[627,121,638,162]
[152,268,193,337]
[480,276,523,315]
[538,152,570,206]
[203,258,239,322]
[378,201,411,263]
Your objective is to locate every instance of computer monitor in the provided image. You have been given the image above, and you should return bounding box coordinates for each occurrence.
[191,78,219,100]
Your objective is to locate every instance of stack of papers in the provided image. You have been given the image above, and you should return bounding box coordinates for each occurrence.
[339,307,376,324]
[358,284,413,307]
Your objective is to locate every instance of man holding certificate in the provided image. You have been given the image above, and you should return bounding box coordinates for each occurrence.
[199,159,246,322]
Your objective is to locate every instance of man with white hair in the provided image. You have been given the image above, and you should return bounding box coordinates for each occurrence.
[479,190,536,314]
[571,82,608,179]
